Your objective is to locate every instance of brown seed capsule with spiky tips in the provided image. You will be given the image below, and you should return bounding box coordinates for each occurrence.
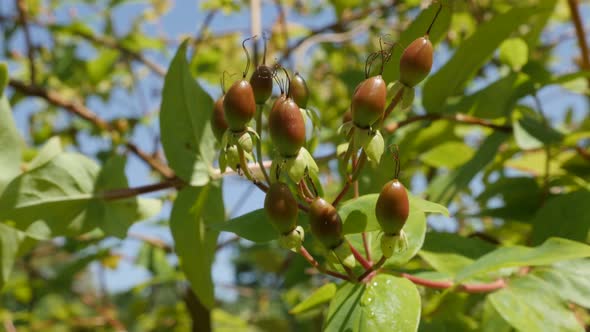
[375,179,410,235]
[264,182,299,234]
[211,95,228,142]
[309,197,343,249]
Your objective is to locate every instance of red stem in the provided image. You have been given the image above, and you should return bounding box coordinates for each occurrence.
[299,246,350,281]
[401,273,506,293]
[358,255,386,282]
[348,241,372,270]
[362,232,372,263]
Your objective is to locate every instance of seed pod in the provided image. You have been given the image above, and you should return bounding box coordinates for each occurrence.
[290,73,310,109]
[211,96,228,142]
[375,179,410,235]
[250,64,273,105]
[223,79,256,131]
[342,110,352,124]
[271,93,287,113]
[264,182,299,234]
[309,198,343,249]
[269,98,306,157]
[399,37,433,87]
[351,75,387,128]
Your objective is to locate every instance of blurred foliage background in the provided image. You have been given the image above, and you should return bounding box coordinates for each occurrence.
[1,0,590,331]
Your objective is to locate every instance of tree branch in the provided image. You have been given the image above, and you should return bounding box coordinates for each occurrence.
[15,0,35,83]
[73,30,166,77]
[567,0,590,86]
[385,113,513,133]
[9,78,175,178]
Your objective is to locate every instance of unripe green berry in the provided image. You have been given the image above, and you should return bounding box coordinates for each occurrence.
[223,79,256,131]
[309,197,343,249]
[351,75,387,128]
[264,182,299,234]
[399,36,433,87]
[375,179,409,235]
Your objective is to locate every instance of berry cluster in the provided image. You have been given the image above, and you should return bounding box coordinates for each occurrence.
[211,5,440,280]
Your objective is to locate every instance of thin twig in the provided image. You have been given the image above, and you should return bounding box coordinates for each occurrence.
[99,178,183,200]
[129,232,172,252]
[274,0,289,56]
[385,113,513,133]
[8,79,175,178]
[299,246,350,281]
[348,240,372,270]
[73,30,166,77]
[400,273,506,293]
[567,0,590,86]
[16,0,35,83]
[193,10,218,50]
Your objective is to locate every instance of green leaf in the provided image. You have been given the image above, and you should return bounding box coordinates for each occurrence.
[530,190,590,245]
[489,275,583,332]
[422,232,496,259]
[498,38,528,71]
[170,182,224,309]
[0,222,49,290]
[512,107,563,150]
[324,275,421,331]
[86,49,119,84]
[534,259,590,308]
[0,151,98,235]
[411,196,450,217]
[456,238,590,282]
[0,62,7,96]
[419,251,473,276]
[0,145,160,237]
[476,176,542,220]
[423,6,539,112]
[160,40,216,186]
[427,132,509,205]
[290,283,337,315]
[421,141,474,169]
[210,209,307,243]
[0,95,22,193]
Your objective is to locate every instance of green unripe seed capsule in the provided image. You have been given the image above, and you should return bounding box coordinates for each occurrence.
[351,75,387,128]
[399,36,433,87]
[269,98,306,157]
[290,73,310,109]
[264,182,299,234]
[223,79,256,131]
[375,179,410,235]
[309,198,343,249]
[250,64,273,105]
[211,95,228,142]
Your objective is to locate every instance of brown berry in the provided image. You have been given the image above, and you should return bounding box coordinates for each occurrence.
[269,98,306,157]
[264,182,299,234]
[223,79,256,131]
[375,179,410,235]
[351,75,387,128]
[211,95,228,141]
[290,73,310,109]
[250,64,273,105]
[309,198,343,249]
[399,36,433,87]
